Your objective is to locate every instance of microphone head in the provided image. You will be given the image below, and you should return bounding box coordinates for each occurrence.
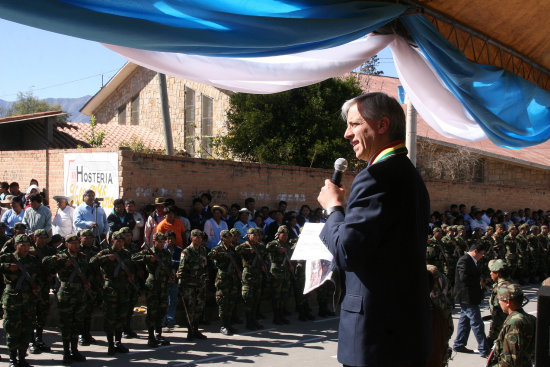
[334,158,348,172]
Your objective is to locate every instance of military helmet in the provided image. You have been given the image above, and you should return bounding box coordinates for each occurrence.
[220,230,232,239]
[79,229,94,237]
[497,282,523,301]
[65,234,79,242]
[14,222,26,230]
[119,227,132,234]
[34,229,49,238]
[15,234,30,243]
[190,229,203,237]
[488,259,507,272]
[111,231,125,240]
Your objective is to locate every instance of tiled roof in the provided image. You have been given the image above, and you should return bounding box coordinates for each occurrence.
[349,73,550,169]
[0,110,65,124]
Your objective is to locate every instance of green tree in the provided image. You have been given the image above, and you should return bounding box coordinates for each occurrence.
[214,77,364,169]
[4,91,67,122]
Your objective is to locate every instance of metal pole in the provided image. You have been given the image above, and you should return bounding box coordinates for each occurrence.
[405,96,417,167]
[158,73,174,155]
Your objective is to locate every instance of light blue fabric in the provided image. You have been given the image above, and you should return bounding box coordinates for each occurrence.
[0,0,407,56]
[73,203,109,235]
[402,15,550,148]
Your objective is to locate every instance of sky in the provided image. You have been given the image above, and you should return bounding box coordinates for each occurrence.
[0,18,398,101]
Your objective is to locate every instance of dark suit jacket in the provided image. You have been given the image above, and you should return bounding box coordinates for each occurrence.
[320,154,432,366]
[454,253,483,305]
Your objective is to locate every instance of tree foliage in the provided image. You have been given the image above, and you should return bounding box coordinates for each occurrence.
[4,91,68,122]
[215,77,364,169]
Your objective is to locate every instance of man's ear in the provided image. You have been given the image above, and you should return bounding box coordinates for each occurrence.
[377,116,390,135]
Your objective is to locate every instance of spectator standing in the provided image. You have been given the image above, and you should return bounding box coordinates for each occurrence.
[9,182,24,202]
[144,197,166,247]
[156,206,186,247]
[1,196,23,236]
[51,195,75,237]
[189,198,206,231]
[107,198,136,238]
[0,181,9,200]
[73,189,109,244]
[22,193,52,234]
[125,199,144,245]
[233,208,257,244]
[203,205,228,250]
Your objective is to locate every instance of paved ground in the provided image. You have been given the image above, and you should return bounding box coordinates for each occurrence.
[0,284,540,366]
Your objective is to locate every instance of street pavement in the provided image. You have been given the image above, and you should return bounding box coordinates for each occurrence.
[0,284,540,366]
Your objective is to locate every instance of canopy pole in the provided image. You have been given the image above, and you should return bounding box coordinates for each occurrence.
[158,73,174,155]
[405,96,417,166]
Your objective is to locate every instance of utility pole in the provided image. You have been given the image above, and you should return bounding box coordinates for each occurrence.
[158,73,174,155]
[405,95,417,167]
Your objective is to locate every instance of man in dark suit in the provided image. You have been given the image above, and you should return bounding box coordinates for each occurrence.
[452,242,491,357]
[318,92,432,367]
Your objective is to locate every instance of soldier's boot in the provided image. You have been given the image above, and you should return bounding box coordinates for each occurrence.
[272,305,283,325]
[245,314,257,331]
[155,328,170,346]
[304,304,315,320]
[28,330,40,354]
[8,350,17,367]
[106,333,116,356]
[279,310,290,325]
[122,320,137,339]
[186,327,194,341]
[79,320,97,346]
[193,322,207,340]
[18,348,31,367]
[114,331,129,353]
[297,305,307,321]
[35,327,51,352]
[253,311,264,330]
[220,317,233,336]
[62,340,72,365]
[231,310,243,324]
[70,338,86,362]
[147,328,159,348]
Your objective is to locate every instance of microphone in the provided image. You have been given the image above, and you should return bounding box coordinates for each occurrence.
[331,158,348,187]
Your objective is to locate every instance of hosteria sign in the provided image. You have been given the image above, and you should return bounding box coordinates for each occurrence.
[64,152,119,212]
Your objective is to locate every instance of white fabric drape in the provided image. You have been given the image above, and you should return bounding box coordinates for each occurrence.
[104,34,487,141]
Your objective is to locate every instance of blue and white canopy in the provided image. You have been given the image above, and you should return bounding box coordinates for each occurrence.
[2,0,549,148]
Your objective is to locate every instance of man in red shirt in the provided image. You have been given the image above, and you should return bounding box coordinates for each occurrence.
[156,207,186,247]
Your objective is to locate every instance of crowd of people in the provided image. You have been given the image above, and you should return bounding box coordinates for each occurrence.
[426,204,543,366]
[0,180,335,367]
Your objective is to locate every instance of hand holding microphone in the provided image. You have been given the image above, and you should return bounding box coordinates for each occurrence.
[317,158,348,210]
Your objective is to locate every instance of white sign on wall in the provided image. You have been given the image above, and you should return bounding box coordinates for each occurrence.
[64,152,119,212]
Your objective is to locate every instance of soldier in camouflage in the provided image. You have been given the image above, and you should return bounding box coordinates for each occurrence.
[540,225,550,277]
[426,228,445,272]
[29,228,56,354]
[43,233,90,364]
[487,260,510,347]
[132,232,173,347]
[492,224,507,260]
[0,222,28,254]
[426,264,453,367]
[236,227,268,330]
[177,229,208,340]
[120,226,140,339]
[441,227,459,286]
[0,234,42,367]
[78,229,101,346]
[229,227,244,324]
[266,225,294,325]
[208,229,241,335]
[455,225,469,254]
[90,230,133,356]
[504,225,520,281]
[526,225,542,282]
[487,283,536,367]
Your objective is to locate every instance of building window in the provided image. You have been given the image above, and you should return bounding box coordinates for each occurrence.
[117,105,126,125]
[201,94,213,157]
[130,94,139,125]
[184,87,196,155]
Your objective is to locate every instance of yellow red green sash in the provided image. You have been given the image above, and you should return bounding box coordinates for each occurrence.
[368,140,408,167]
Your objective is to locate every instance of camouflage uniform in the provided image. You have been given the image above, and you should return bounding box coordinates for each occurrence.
[441,231,458,285]
[132,232,173,347]
[487,260,509,343]
[426,265,453,367]
[43,233,89,362]
[426,229,446,272]
[0,222,28,254]
[90,231,133,354]
[538,226,549,276]
[526,226,542,281]
[208,230,241,335]
[177,229,208,339]
[235,228,267,330]
[293,238,314,321]
[0,234,42,366]
[120,226,140,338]
[78,229,101,346]
[266,226,294,324]
[492,228,507,260]
[515,224,530,281]
[454,226,469,254]
[488,283,536,367]
[504,226,519,280]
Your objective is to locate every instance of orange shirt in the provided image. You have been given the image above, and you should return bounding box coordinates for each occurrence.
[156,218,186,247]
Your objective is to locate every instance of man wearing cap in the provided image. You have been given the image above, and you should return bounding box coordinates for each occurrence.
[1,222,28,254]
[78,229,101,346]
[52,195,75,238]
[482,226,497,259]
[144,197,166,248]
[233,208,257,244]
[156,206,186,248]
[452,242,491,357]
[163,230,182,330]
[73,190,109,247]
[43,233,90,364]
[266,225,293,325]
[504,225,520,281]
[117,226,141,339]
[426,228,446,274]
[441,226,459,286]
[527,226,542,282]
[455,225,469,254]
[493,224,507,260]
[516,224,530,284]
[29,228,56,355]
[0,234,43,367]
[22,193,52,235]
[208,229,242,335]
[236,227,267,330]
[539,225,550,276]
[487,283,536,366]
[132,232,173,347]
[487,260,510,346]
[204,205,228,250]
[1,196,24,236]
[177,229,208,340]
[90,230,133,355]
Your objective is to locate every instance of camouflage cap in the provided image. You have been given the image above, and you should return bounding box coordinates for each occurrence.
[441,224,448,230]
[153,232,166,241]
[111,231,125,240]
[542,225,549,230]
[277,225,289,234]
[34,229,49,238]
[488,259,507,272]
[14,222,26,230]
[119,227,132,234]
[530,225,539,232]
[220,230,232,239]
[165,230,176,238]
[247,227,257,235]
[495,223,506,230]
[518,223,529,230]
[451,225,458,232]
[79,229,94,237]
[229,228,240,236]
[433,227,443,233]
[457,225,465,231]
[508,224,517,231]
[15,234,30,243]
[190,229,203,237]
[65,234,79,242]
[497,282,523,301]
[485,226,494,232]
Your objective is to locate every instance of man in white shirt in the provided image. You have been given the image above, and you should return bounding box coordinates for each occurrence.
[52,195,75,237]
[125,199,144,244]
